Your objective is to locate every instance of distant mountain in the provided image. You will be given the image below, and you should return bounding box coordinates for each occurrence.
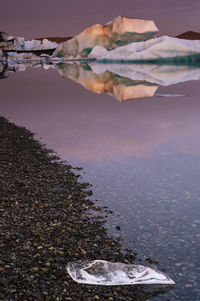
[36,36,72,43]
[176,31,200,40]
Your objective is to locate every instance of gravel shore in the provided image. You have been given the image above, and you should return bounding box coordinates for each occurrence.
[0,117,171,300]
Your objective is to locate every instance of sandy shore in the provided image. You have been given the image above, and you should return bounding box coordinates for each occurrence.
[0,117,171,300]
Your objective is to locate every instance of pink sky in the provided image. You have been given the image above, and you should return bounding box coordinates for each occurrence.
[1,0,200,39]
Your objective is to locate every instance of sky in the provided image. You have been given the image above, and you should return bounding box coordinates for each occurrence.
[1,0,200,39]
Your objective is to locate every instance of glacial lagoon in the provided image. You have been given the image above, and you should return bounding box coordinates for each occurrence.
[1,61,200,300]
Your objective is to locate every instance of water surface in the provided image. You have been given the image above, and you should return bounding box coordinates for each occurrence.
[1,62,200,300]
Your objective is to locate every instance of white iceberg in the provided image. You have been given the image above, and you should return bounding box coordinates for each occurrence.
[53,16,158,58]
[89,36,200,61]
[12,37,57,51]
[24,38,57,51]
[0,34,57,52]
[66,260,175,286]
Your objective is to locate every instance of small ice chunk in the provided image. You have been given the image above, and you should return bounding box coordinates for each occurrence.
[66,260,175,286]
[155,94,188,97]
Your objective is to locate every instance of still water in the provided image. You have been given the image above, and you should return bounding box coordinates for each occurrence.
[1,62,200,300]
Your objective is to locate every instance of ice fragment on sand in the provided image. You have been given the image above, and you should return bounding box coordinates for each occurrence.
[66,260,175,285]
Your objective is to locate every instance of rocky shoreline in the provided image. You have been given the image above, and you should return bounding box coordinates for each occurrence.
[0,117,171,300]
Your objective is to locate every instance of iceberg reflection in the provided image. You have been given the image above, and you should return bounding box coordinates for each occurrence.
[56,62,158,101]
[55,62,200,100]
[1,60,200,101]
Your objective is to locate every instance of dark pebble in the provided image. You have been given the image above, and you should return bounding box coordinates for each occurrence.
[0,117,172,300]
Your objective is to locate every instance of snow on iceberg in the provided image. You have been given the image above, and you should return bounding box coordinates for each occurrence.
[53,16,158,58]
[89,36,200,61]
[66,260,175,285]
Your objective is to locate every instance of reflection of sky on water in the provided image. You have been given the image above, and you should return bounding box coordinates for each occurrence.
[2,63,200,161]
[0,66,200,299]
[83,150,200,300]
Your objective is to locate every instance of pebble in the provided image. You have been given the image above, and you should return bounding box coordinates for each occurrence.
[0,117,173,301]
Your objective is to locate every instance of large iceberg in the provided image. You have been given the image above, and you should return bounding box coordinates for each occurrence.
[89,36,200,62]
[53,16,158,58]
[67,260,175,285]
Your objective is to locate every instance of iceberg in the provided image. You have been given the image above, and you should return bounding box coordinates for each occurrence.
[10,37,57,51]
[89,36,200,62]
[0,31,57,52]
[66,260,175,285]
[53,16,158,58]
[0,31,15,51]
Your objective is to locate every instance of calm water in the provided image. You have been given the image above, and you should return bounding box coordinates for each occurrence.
[1,62,200,300]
